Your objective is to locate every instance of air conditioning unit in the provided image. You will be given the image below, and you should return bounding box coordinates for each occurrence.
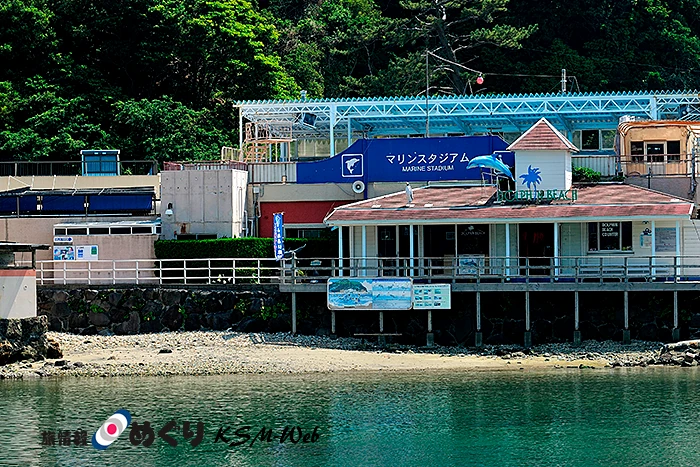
[352,180,366,194]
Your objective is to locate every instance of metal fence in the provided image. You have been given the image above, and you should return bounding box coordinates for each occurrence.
[27,255,700,286]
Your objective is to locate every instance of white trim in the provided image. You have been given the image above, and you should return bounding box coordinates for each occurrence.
[285,223,327,229]
[327,214,690,227]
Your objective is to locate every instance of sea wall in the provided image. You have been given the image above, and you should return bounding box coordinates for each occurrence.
[37,286,306,336]
[36,287,700,345]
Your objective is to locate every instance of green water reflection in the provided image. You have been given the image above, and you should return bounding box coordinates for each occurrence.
[1,368,699,466]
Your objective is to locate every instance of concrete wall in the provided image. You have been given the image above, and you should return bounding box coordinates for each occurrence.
[161,169,247,239]
[0,270,37,319]
[0,175,160,197]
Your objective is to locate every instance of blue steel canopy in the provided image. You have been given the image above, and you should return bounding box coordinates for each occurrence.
[238,90,700,143]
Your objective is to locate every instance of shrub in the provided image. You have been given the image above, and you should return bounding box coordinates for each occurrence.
[572,167,601,183]
[154,236,337,259]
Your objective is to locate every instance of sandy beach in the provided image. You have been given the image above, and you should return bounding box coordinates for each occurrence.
[0,331,668,379]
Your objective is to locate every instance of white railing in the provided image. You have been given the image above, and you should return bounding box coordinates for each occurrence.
[30,258,283,286]
[25,255,700,286]
[281,255,700,285]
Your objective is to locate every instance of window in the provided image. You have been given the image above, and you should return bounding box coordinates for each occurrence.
[581,130,600,150]
[89,227,110,235]
[132,227,153,234]
[646,143,665,162]
[110,227,131,235]
[573,130,616,151]
[588,222,633,252]
[54,228,66,236]
[66,228,87,235]
[630,141,645,163]
[284,228,324,239]
[629,140,682,163]
[667,140,681,162]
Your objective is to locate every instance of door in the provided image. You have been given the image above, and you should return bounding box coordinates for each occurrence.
[519,223,554,276]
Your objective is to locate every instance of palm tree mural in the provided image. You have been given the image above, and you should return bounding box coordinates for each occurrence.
[519,165,542,190]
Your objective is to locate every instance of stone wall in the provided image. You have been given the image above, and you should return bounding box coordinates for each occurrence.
[37,286,303,336]
[36,287,700,345]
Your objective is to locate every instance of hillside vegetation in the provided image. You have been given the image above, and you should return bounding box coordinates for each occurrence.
[2,0,699,160]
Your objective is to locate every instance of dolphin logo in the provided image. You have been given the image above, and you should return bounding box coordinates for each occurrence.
[345,157,360,174]
[466,155,514,180]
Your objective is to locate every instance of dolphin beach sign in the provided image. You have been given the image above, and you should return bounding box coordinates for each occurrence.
[497,188,578,202]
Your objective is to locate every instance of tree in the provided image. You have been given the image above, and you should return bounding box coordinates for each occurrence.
[397,0,536,95]
[110,97,230,161]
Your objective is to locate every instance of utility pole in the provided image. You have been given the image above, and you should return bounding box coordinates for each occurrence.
[561,69,567,93]
[425,49,430,137]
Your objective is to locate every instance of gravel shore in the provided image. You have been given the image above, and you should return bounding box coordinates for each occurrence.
[0,331,675,380]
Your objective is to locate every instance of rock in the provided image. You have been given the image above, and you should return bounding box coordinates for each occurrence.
[113,312,140,335]
[108,292,123,307]
[52,302,71,318]
[98,328,114,337]
[159,348,173,354]
[237,317,266,333]
[73,362,85,368]
[80,325,98,336]
[52,291,69,303]
[46,338,62,359]
[162,290,183,307]
[68,313,89,331]
[89,313,110,327]
[184,314,201,332]
[658,352,673,364]
[84,290,99,301]
[161,305,184,331]
[205,312,231,331]
[0,316,50,364]
[54,360,67,367]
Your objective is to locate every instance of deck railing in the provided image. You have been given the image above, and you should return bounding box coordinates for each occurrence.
[282,255,700,284]
[24,255,700,286]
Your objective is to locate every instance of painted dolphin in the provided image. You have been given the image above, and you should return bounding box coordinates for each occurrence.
[466,155,514,180]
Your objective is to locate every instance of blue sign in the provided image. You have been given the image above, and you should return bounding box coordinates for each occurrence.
[273,213,284,260]
[297,136,512,184]
[341,154,363,178]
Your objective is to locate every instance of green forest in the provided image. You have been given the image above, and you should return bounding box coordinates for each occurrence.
[2,0,700,161]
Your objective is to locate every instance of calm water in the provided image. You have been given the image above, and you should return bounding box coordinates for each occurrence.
[1,368,699,466]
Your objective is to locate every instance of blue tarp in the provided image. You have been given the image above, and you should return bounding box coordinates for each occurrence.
[88,194,153,213]
[0,196,37,214]
[42,195,85,213]
[296,136,512,184]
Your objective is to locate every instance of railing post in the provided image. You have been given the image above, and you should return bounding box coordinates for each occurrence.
[112,260,116,285]
[87,261,92,285]
[135,260,139,285]
[257,259,261,284]
[208,259,212,284]
[525,257,529,283]
[232,259,236,285]
[63,261,67,285]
